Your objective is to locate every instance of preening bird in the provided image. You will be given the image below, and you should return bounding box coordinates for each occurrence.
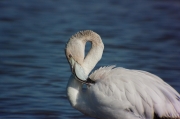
[65,30,180,119]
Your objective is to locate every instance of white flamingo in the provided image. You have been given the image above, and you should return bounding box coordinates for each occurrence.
[65,30,180,119]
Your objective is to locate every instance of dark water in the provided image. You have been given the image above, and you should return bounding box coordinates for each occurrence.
[0,0,180,119]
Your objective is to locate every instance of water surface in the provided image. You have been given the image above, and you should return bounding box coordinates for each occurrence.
[0,0,180,119]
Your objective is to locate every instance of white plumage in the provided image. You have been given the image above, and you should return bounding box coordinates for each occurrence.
[65,30,180,119]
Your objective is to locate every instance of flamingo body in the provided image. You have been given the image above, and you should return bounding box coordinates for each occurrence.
[65,30,180,119]
[86,66,180,119]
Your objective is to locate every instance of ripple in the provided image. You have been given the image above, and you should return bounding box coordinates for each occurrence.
[0,0,180,119]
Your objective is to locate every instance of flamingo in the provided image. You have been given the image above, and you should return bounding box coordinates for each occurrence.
[65,30,180,119]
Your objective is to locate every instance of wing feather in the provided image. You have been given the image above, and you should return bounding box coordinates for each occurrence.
[89,66,180,119]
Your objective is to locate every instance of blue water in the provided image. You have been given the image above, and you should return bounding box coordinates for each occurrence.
[0,0,180,119]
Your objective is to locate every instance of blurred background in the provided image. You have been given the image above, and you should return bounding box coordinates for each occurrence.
[0,0,180,119]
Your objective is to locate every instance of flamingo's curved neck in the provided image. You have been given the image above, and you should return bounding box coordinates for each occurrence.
[82,40,104,75]
[66,75,93,114]
[66,75,82,107]
[66,30,104,116]
[66,30,104,76]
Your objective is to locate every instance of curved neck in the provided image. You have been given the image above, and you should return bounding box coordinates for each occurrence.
[82,35,104,76]
[66,31,104,117]
[66,30,104,76]
[66,75,82,107]
[66,75,93,114]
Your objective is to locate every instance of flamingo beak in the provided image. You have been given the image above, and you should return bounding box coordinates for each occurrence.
[69,57,88,82]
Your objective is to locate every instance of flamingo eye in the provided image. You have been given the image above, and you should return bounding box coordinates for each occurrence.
[69,54,72,58]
